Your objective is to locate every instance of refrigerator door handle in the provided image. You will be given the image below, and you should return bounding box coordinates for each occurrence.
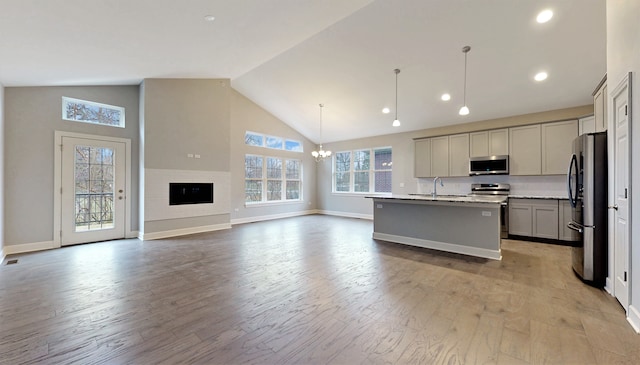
[567,221,583,233]
[567,153,578,208]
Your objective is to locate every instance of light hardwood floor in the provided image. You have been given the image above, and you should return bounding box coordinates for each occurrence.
[1,215,638,364]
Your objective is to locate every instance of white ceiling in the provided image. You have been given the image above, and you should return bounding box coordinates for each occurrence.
[0,0,606,144]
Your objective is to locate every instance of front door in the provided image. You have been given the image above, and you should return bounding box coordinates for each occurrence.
[612,73,631,309]
[60,136,126,245]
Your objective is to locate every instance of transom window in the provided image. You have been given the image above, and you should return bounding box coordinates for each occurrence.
[245,155,302,203]
[62,97,125,128]
[245,131,303,152]
[333,147,392,194]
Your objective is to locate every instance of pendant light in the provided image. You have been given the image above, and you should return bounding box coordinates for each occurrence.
[392,68,401,127]
[459,46,471,116]
[311,104,331,162]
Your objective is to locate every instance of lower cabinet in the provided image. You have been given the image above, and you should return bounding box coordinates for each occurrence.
[509,198,560,240]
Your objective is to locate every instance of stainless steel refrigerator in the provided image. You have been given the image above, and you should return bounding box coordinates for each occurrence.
[566,132,607,286]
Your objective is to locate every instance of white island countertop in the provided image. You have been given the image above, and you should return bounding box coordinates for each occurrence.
[369,194,507,205]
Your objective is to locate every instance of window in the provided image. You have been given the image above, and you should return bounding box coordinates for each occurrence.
[332,147,392,194]
[245,154,302,204]
[244,131,303,152]
[62,97,125,128]
[265,136,283,150]
[245,132,264,146]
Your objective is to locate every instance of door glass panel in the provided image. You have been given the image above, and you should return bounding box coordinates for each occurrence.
[74,146,115,231]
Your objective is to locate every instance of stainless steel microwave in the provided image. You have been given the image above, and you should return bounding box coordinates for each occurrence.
[469,155,509,175]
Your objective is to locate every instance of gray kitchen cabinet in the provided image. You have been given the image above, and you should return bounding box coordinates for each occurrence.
[509,124,541,175]
[414,139,431,178]
[469,128,508,157]
[579,115,596,135]
[509,200,533,236]
[431,136,449,177]
[509,198,559,240]
[593,76,607,132]
[558,200,580,242]
[448,133,469,176]
[532,200,559,239]
[541,120,578,175]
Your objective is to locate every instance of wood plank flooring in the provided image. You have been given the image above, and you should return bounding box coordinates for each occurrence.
[1,215,638,364]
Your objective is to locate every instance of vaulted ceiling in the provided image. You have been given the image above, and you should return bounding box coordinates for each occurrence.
[0,0,606,143]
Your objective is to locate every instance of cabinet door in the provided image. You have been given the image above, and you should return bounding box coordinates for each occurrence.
[449,133,469,176]
[509,124,541,175]
[509,199,533,236]
[469,131,489,157]
[489,129,509,156]
[594,82,607,132]
[414,139,432,177]
[541,120,578,175]
[579,115,596,135]
[431,136,449,177]
[558,200,580,241]
[532,201,559,239]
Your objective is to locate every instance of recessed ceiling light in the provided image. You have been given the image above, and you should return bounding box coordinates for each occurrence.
[534,71,548,81]
[382,107,390,114]
[441,93,451,101]
[536,9,553,23]
[204,15,216,22]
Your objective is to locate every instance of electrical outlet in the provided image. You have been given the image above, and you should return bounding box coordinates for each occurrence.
[482,211,491,217]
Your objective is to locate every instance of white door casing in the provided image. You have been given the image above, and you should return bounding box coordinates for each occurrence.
[611,73,631,310]
[54,132,132,247]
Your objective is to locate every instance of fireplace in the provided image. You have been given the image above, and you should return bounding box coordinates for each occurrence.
[169,183,214,205]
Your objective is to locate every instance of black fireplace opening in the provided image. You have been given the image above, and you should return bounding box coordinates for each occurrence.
[169,183,214,205]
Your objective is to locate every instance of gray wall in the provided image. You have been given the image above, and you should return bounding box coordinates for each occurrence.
[140,79,231,234]
[607,0,640,326]
[4,86,140,246]
[0,84,4,255]
[229,89,317,221]
[318,105,592,218]
[142,79,230,171]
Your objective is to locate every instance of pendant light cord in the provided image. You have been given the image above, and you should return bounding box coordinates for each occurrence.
[463,51,467,106]
[394,69,400,120]
[319,104,323,145]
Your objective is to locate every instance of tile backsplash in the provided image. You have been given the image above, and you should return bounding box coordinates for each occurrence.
[416,174,567,197]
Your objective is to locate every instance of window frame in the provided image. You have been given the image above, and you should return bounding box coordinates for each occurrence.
[62,97,125,128]
[244,131,303,153]
[245,154,303,205]
[332,146,393,195]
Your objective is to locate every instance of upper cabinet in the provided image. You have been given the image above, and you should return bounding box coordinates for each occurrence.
[414,139,431,178]
[509,124,541,175]
[469,128,508,157]
[431,136,450,177]
[579,115,596,135]
[541,120,578,175]
[593,75,608,132]
[449,133,469,176]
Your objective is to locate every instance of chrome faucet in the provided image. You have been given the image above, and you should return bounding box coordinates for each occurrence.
[432,176,444,198]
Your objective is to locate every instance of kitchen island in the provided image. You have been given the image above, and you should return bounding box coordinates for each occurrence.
[367,194,506,260]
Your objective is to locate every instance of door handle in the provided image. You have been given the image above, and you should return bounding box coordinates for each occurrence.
[608,205,618,210]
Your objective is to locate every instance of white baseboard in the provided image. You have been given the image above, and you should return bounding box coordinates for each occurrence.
[317,210,373,220]
[372,232,502,260]
[3,241,56,255]
[139,223,232,241]
[231,209,319,225]
[605,277,613,295]
[627,305,640,333]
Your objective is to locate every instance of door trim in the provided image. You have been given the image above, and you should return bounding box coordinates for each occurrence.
[608,72,632,310]
[53,131,132,248]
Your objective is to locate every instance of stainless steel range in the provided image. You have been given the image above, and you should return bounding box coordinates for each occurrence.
[469,183,510,238]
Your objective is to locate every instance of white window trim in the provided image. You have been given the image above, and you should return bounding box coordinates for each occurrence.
[332,146,393,194]
[62,97,125,128]
[244,130,303,152]
[245,154,303,204]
